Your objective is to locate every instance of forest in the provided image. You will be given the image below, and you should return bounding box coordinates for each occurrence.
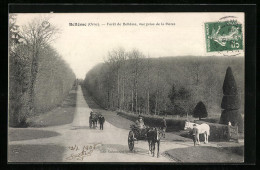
[9,14,76,127]
[83,48,244,118]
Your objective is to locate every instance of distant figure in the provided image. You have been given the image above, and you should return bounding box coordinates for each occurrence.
[98,115,105,130]
[161,117,167,138]
[89,114,92,128]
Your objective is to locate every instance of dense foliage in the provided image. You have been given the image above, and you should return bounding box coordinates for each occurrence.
[83,48,244,117]
[118,111,230,141]
[193,101,208,120]
[220,67,243,132]
[9,15,75,127]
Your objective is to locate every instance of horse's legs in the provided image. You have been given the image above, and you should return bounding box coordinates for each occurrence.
[192,135,196,146]
[148,140,151,154]
[148,140,150,154]
[147,140,150,154]
[152,142,155,157]
[197,134,200,145]
[204,133,207,144]
[157,140,160,158]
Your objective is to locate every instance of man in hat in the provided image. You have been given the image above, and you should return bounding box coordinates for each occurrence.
[192,124,199,146]
[133,115,146,140]
[98,114,105,130]
[135,115,145,129]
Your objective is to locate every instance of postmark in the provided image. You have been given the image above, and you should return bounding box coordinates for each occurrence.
[205,16,243,54]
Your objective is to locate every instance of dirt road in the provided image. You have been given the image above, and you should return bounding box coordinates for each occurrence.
[9,86,243,162]
[8,87,175,162]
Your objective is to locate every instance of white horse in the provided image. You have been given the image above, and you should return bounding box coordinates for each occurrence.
[184,121,210,145]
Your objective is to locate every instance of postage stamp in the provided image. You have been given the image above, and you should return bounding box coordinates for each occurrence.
[205,20,243,52]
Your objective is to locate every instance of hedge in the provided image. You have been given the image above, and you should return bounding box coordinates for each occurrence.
[219,110,244,133]
[117,111,186,131]
[117,111,235,141]
[194,120,229,141]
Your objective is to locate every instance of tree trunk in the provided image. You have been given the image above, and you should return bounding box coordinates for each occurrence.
[155,94,157,115]
[107,89,110,109]
[122,75,125,110]
[131,89,134,112]
[28,47,39,118]
[147,91,150,115]
[117,70,120,109]
[135,89,138,114]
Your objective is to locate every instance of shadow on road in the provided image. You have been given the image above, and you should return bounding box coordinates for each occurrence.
[70,126,90,130]
[97,143,152,157]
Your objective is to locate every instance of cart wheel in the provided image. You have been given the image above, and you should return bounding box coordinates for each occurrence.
[128,131,134,151]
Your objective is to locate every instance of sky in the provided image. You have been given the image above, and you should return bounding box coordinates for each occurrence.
[14,13,244,79]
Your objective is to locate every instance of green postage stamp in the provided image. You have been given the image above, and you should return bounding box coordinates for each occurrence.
[205,20,243,52]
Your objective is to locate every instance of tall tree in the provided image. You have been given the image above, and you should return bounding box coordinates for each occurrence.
[219,67,243,132]
[20,17,59,117]
[128,49,144,113]
[168,83,177,106]
[146,55,151,114]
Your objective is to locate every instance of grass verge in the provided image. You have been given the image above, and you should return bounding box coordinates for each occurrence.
[165,146,243,163]
[27,89,77,127]
[8,144,65,162]
[8,129,60,141]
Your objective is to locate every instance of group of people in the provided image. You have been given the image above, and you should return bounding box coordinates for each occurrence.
[89,111,105,130]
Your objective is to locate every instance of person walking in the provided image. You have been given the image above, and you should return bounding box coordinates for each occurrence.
[161,117,167,138]
[99,115,105,130]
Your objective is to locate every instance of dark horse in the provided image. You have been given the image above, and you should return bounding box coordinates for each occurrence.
[89,112,99,128]
[147,127,163,158]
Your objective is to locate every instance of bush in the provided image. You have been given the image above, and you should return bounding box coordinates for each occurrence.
[220,67,243,133]
[117,111,186,131]
[222,67,238,95]
[118,111,237,141]
[219,110,244,133]
[193,101,208,120]
[221,95,240,110]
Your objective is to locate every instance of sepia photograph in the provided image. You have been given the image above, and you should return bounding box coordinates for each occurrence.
[8,8,250,163]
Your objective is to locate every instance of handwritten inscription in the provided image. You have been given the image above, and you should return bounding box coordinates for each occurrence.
[65,143,101,161]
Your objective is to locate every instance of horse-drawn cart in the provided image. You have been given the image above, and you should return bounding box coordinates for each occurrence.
[128,124,148,151]
[89,112,99,128]
[128,124,164,157]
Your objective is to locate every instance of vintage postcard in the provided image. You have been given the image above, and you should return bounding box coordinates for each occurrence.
[8,9,248,163]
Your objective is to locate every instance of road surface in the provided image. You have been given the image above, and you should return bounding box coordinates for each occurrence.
[9,86,232,162]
